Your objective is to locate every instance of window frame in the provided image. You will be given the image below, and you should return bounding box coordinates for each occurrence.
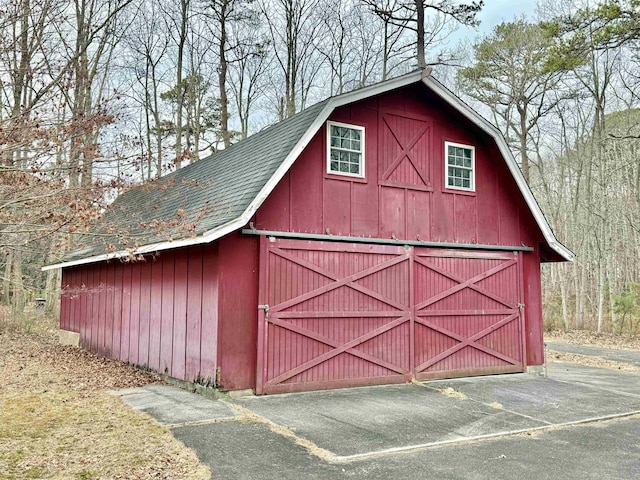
[326,120,366,179]
[444,141,475,192]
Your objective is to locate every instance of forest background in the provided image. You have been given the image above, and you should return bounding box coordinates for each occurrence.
[1,0,639,335]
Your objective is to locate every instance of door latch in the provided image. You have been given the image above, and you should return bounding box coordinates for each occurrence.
[258,304,269,312]
[517,303,525,311]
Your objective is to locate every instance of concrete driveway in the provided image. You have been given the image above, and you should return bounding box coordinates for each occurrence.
[112,361,640,479]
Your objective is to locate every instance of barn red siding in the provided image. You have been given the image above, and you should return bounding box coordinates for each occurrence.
[60,244,219,384]
[256,84,542,249]
[255,83,548,369]
[216,232,259,390]
[59,82,555,392]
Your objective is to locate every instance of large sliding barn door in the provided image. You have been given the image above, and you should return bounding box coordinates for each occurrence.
[257,238,412,394]
[257,238,525,394]
[413,249,524,379]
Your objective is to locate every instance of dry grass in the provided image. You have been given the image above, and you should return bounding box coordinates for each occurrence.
[435,387,468,400]
[0,323,210,480]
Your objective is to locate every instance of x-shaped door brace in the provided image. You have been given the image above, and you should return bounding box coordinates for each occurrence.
[266,316,411,386]
[269,248,410,313]
[413,256,521,371]
[266,248,411,385]
[381,115,430,187]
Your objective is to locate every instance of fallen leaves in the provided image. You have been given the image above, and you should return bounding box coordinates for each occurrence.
[0,331,210,480]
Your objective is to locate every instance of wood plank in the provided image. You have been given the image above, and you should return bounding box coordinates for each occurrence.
[160,251,175,374]
[148,258,162,371]
[120,264,132,363]
[172,249,189,380]
[128,262,142,366]
[185,246,203,382]
[138,260,152,368]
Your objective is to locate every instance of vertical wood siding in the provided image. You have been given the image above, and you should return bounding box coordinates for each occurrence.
[257,238,525,394]
[255,83,546,368]
[60,244,219,384]
[256,83,541,249]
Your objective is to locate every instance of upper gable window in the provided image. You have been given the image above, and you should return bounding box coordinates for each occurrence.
[445,142,475,191]
[327,121,365,178]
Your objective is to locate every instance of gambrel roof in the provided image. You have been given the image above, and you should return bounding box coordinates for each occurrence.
[44,70,573,271]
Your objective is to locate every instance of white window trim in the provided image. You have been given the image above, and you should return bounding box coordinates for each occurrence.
[445,141,475,192]
[326,120,366,178]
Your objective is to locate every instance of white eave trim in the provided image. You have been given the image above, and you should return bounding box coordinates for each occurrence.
[43,70,572,271]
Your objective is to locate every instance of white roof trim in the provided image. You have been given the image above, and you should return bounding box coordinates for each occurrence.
[44,70,572,271]
[422,77,574,261]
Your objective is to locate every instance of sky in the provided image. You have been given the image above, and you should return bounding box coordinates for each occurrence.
[452,0,539,44]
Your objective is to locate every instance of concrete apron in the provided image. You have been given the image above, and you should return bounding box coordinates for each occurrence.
[110,363,640,463]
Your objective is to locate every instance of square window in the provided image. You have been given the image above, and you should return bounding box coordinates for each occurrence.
[445,142,474,191]
[327,121,365,178]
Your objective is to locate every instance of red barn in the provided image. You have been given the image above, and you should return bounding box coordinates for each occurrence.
[45,71,573,394]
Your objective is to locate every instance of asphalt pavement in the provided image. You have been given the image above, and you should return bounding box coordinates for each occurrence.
[111,355,640,480]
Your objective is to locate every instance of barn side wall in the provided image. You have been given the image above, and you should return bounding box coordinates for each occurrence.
[254,83,548,368]
[60,243,219,383]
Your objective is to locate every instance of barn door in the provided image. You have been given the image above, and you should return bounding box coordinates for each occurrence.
[257,237,412,394]
[413,249,525,380]
[379,110,432,190]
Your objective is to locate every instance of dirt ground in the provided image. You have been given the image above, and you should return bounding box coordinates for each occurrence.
[545,329,640,351]
[0,328,210,480]
[546,329,640,374]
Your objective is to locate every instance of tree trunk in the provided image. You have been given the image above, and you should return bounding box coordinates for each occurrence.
[175,0,189,169]
[10,248,25,316]
[44,267,61,317]
[2,250,13,306]
[415,0,425,68]
[218,0,231,148]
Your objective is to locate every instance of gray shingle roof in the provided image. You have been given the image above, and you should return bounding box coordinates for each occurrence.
[63,100,329,263]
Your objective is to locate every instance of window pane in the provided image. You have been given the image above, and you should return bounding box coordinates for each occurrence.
[330,161,338,171]
[352,130,361,140]
[339,162,349,172]
[463,158,471,168]
[464,149,471,158]
[331,137,340,147]
[331,125,339,136]
[448,145,455,156]
[454,178,462,187]
[462,170,470,179]
[331,149,339,161]
[350,163,359,174]
[352,140,361,151]
[341,138,350,148]
[456,147,464,157]
[349,152,358,163]
[463,179,470,188]
[456,157,463,166]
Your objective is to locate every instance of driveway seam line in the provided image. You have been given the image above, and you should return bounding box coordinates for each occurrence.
[418,383,554,426]
[166,416,243,429]
[332,410,640,463]
[548,367,640,399]
[221,400,339,463]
